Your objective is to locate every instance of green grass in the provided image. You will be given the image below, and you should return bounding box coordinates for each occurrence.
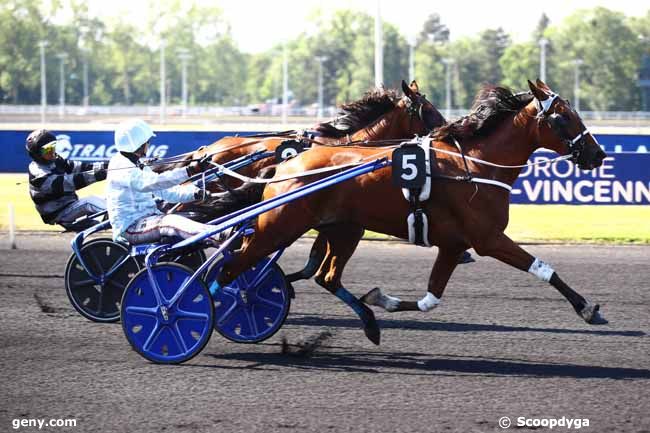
[1,173,649,243]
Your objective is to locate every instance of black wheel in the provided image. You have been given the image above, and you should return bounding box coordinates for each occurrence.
[65,238,140,322]
[164,249,206,271]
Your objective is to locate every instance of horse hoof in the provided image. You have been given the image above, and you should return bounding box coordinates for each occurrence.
[458,251,475,264]
[364,322,381,345]
[580,303,609,325]
[361,287,381,305]
[361,303,381,345]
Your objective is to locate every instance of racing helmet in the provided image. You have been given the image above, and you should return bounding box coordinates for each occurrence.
[114,119,156,153]
[25,129,58,161]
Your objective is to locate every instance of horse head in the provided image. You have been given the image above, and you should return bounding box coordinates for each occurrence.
[400,80,447,134]
[528,79,606,170]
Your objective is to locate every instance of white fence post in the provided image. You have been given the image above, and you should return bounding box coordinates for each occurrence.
[8,203,16,249]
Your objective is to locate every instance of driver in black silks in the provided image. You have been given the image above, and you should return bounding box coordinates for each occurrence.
[26,129,108,230]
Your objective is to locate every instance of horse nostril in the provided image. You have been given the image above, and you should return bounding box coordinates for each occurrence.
[597,149,607,161]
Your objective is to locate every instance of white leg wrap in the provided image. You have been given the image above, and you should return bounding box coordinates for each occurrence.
[528,258,555,282]
[417,292,440,312]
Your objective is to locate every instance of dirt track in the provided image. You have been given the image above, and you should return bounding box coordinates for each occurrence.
[1,233,649,433]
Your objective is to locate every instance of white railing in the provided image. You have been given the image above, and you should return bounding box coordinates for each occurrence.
[0,105,649,122]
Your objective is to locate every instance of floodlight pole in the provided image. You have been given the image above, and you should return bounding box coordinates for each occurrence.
[539,38,549,82]
[38,41,48,124]
[56,52,68,119]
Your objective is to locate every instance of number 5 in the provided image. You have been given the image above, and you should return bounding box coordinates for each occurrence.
[401,154,418,180]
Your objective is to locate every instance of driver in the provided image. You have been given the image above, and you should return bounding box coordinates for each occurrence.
[26,129,108,230]
[106,119,225,245]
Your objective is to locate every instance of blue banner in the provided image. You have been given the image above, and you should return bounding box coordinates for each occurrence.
[596,134,649,154]
[1,129,649,204]
[2,130,251,173]
[511,153,650,205]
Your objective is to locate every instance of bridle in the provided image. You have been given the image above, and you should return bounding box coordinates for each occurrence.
[402,92,437,134]
[535,92,594,164]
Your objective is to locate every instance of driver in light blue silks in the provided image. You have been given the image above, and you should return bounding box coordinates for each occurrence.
[106,119,224,245]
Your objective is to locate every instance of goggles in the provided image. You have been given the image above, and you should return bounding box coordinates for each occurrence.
[40,140,57,157]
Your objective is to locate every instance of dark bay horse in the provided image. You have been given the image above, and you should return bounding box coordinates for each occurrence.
[216,79,608,345]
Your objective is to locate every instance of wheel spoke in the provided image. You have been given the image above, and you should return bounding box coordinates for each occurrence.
[85,250,103,275]
[142,324,161,352]
[256,294,284,310]
[172,323,189,353]
[221,286,239,297]
[244,308,258,336]
[250,268,273,289]
[96,284,105,314]
[104,255,132,278]
[216,303,239,326]
[70,278,96,288]
[106,279,126,291]
[176,309,210,321]
[125,306,158,318]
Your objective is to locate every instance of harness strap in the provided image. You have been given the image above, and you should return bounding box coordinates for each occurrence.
[400,137,432,247]
[206,160,366,184]
[452,138,473,180]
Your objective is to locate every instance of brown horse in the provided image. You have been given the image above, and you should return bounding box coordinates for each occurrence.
[163,80,450,279]
[215,79,608,345]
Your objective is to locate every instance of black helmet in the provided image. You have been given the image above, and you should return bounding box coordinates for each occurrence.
[26,129,57,161]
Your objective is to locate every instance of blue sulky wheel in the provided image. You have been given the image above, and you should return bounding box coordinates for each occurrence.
[204,257,291,343]
[120,263,214,364]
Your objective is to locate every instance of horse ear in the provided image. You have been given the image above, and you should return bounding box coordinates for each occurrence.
[409,80,420,93]
[528,79,548,101]
[402,80,412,96]
[536,78,552,92]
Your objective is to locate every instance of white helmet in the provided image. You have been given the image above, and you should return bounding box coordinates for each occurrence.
[114,119,156,153]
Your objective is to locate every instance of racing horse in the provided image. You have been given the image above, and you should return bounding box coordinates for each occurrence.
[159,80,456,279]
[215,79,608,345]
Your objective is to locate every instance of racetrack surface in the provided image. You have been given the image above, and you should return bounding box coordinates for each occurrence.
[1,234,649,433]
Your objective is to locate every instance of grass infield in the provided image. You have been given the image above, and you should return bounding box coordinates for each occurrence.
[1,173,648,244]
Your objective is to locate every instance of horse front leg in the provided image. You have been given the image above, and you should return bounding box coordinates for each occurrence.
[362,246,465,312]
[473,231,607,324]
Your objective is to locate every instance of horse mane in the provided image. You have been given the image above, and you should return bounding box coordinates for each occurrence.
[315,88,400,138]
[432,85,533,142]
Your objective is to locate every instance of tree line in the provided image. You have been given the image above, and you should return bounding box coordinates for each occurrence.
[1,0,649,111]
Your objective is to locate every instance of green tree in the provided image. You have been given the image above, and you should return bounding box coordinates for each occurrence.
[477,28,510,85]
[417,13,449,45]
[500,42,539,91]
[0,0,48,103]
[547,7,644,111]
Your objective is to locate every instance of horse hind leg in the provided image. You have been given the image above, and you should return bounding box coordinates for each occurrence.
[285,233,327,283]
[362,246,466,313]
[313,224,381,345]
